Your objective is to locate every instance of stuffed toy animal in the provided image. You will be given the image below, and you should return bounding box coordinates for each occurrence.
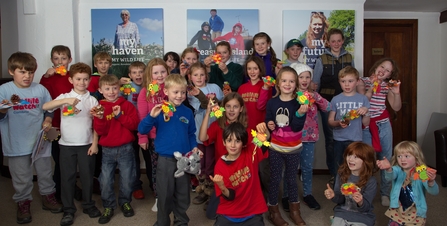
[174,151,201,178]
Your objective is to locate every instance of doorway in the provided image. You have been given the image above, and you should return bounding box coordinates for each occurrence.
[364,19,418,145]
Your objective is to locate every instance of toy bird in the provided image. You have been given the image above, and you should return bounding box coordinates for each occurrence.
[120,83,136,96]
[147,81,160,97]
[387,79,400,88]
[412,164,436,182]
[296,91,315,106]
[55,65,67,76]
[372,80,379,93]
[162,101,176,122]
[262,76,276,87]
[341,183,361,196]
[212,53,222,64]
[209,98,225,118]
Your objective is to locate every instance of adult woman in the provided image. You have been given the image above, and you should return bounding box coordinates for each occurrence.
[114,9,140,50]
[300,11,329,69]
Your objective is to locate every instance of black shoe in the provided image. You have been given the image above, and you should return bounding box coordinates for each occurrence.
[74,185,82,201]
[303,195,321,210]
[98,208,114,224]
[121,203,134,217]
[60,212,74,226]
[83,206,101,218]
[192,192,209,205]
[281,197,290,212]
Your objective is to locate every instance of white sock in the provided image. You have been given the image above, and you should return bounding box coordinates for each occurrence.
[151,198,158,212]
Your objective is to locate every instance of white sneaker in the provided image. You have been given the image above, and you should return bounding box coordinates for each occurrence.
[381,196,390,206]
[151,198,158,212]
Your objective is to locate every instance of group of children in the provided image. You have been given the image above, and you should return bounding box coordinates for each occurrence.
[0,28,439,226]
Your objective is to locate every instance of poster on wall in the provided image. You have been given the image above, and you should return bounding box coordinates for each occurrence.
[91,8,164,77]
[187,9,259,65]
[282,10,355,69]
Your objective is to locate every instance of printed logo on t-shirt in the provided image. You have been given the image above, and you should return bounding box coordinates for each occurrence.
[229,166,251,187]
[12,97,40,112]
[179,116,189,124]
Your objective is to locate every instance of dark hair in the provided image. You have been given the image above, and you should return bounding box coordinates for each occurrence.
[368,58,400,81]
[244,56,266,80]
[216,41,232,56]
[252,32,278,70]
[128,61,146,72]
[163,51,180,68]
[223,122,248,146]
[69,62,92,78]
[218,92,247,129]
[8,52,37,72]
[327,28,345,42]
[210,9,217,13]
[51,45,72,59]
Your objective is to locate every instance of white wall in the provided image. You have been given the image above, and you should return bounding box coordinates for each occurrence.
[3,0,447,169]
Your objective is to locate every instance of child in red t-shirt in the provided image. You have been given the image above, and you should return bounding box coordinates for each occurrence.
[210,122,268,225]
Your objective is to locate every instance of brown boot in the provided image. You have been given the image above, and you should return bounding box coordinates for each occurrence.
[289,202,306,226]
[17,200,32,224]
[42,193,63,213]
[204,180,214,196]
[268,204,289,226]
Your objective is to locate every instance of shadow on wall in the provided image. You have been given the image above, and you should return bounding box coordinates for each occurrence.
[421,112,447,167]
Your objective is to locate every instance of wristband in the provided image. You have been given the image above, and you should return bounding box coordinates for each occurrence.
[295,111,305,117]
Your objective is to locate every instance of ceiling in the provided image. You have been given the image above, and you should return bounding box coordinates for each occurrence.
[364,0,447,13]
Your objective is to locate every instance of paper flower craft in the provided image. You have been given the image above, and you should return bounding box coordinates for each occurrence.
[120,84,136,96]
[62,105,80,116]
[92,105,104,115]
[372,80,380,93]
[209,98,225,118]
[1,95,31,109]
[162,101,176,122]
[251,130,270,148]
[262,76,276,87]
[342,109,360,123]
[147,81,160,97]
[212,53,222,64]
[55,65,67,76]
[296,91,315,106]
[223,81,231,93]
[341,183,361,196]
[387,79,400,88]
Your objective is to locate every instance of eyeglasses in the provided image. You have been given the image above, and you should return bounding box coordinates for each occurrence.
[311,11,324,15]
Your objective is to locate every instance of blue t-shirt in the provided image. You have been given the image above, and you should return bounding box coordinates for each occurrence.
[0,82,52,156]
[330,92,370,141]
[121,81,142,108]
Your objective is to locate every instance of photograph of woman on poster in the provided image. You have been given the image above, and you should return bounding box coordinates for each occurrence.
[300,11,329,68]
[114,9,141,50]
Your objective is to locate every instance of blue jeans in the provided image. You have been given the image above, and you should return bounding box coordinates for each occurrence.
[100,143,136,208]
[363,120,393,197]
[333,140,354,175]
[300,142,315,196]
[320,110,336,177]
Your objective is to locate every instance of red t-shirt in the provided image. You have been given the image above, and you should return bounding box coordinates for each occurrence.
[214,142,268,218]
[238,80,271,130]
[40,72,72,128]
[204,121,253,162]
[87,75,101,93]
